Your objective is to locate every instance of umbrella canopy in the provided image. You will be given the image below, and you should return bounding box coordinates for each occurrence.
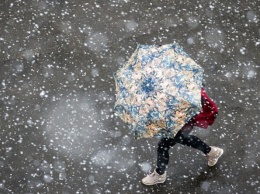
[114,43,204,139]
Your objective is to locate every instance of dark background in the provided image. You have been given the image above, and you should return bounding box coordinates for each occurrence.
[0,0,259,193]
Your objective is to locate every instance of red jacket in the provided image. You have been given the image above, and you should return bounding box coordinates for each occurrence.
[192,88,218,128]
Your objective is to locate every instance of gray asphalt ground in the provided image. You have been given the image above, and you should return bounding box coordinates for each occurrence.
[0,0,260,193]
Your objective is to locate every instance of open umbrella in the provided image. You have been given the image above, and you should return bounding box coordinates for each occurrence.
[114,43,204,139]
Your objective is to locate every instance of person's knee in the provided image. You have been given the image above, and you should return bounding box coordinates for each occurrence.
[157,143,166,153]
[157,139,170,153]
[174,132,189,144]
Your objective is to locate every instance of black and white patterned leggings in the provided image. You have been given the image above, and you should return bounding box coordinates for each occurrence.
[156,123,211,175]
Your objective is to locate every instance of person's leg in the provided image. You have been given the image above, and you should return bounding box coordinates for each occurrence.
[155,123,198,175]
[141,137,172,185]
[174,123,211,155]
[175,123,223,166]
[142,124,223,185]
[156,137,176,175]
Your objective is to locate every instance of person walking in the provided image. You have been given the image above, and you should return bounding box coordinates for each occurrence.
[141,88,223,185]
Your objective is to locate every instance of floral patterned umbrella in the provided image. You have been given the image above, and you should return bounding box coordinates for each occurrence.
[114,43,204,139]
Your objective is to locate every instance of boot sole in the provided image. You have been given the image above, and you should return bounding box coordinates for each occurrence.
[141,179,166,185]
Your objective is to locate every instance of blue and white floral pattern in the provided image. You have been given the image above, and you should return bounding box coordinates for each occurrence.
[114,43,204,139]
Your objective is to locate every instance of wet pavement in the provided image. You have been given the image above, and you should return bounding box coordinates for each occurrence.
[0,0,260,193]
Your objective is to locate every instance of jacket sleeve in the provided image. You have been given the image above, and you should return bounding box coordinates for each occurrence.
[193,89,218,120]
